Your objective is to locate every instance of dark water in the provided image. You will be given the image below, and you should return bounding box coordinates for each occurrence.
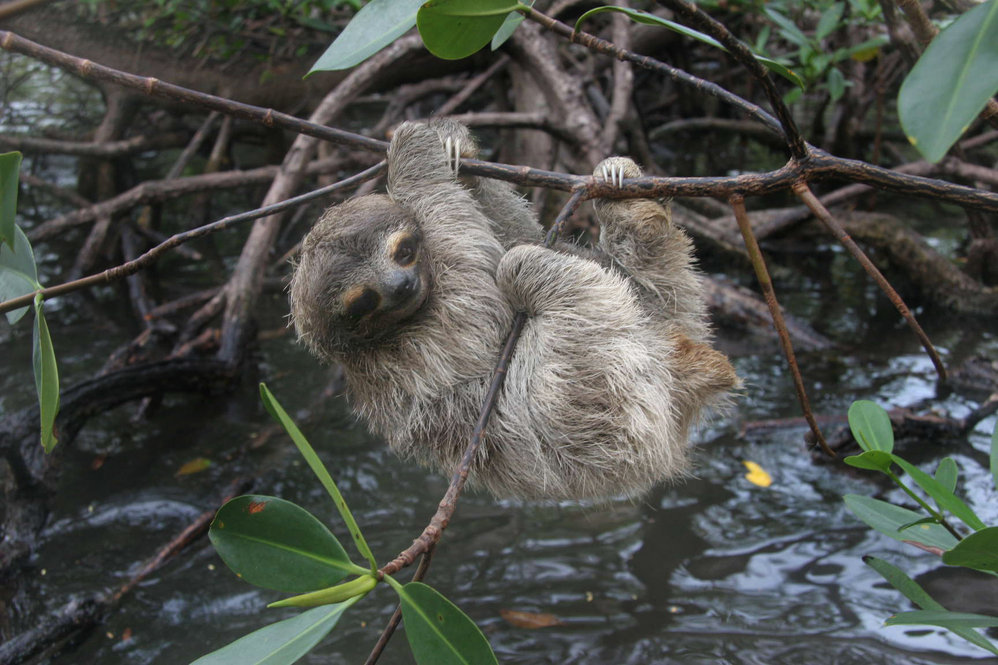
[3,55,997,665]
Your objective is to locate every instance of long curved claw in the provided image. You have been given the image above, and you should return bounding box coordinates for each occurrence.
[442,136,462,175]
[598,162,626,188]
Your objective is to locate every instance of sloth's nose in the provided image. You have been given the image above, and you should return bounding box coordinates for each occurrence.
[386,270,418,298]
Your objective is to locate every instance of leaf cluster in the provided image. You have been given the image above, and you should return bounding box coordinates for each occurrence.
[193,384,499,665]
[843,400,998,656]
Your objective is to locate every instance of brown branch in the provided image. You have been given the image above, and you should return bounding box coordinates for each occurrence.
[793,183,947,381]
[0,164,384,316]
[377,188,588,580]
[364,548,435,665]
[0,130,189,157]
[433,55,510,118]
[729,194,833,457]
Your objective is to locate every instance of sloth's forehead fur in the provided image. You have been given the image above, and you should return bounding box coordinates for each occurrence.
[302,194,419,281]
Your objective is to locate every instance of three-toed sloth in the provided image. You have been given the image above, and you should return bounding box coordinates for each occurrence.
[290,120,737,500]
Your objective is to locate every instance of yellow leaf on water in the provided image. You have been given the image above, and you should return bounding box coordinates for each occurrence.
[500,609,564,629]
[176,457,212,476]
[742,460,772,488]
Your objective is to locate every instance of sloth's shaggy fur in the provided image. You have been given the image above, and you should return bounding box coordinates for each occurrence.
[289,120,738,500]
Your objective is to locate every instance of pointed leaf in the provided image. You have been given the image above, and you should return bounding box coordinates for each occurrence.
[259,384,377,572]
[843,494,958,550]
[418,0,524,60]
[32,297,59,453]
[575,6,803,88]
[843,450,893,473]
[0,225,40,324]
[934,457,958,493]
[890,455,985,532]
[815,3,844,40]
[864,556,998,655]
[393,581,498,665]
[899,0,998,162]
[191,599,359,665]
[942,526,998,572]
[209,495,362,593]
[848,400,894,452]
[0,151,22,249]
[886,610,998,629]
[490,0,529,50]
[308,0,425,73]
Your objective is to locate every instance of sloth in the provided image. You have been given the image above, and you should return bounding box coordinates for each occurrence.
[289,119,738,501]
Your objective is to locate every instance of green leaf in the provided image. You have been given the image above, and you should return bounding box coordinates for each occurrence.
[848,400,894,453]
[209,495,365,593]
[934,457,958,494]
[865,556,998,656]
[890,455,986,532]
[763,7,810,47]
[898,0,998,162]
[575,6,803,88]
[0,225,40,324]
[390,580,499,665]
[843,494,958,550]
[417,0,524,60]
[32,297,59,453]
[490,0,529,50]
[191,599,359,665]
[259,383,377,572]
[843,450,893,473]
[886,610,998,629]
[308,0,425,73]
[942,526,998,572]
[990,420,998,491]
[0,151,22,249]
[815,2,844,41]
[269,574,377,609]
[826,66,847,101]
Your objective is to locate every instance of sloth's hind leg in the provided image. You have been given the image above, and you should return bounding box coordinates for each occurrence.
[593,157,709,341]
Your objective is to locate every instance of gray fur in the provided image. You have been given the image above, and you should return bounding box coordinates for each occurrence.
[289,119,738,500]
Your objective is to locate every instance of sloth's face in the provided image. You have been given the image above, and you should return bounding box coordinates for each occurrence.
[336,227,432,344]
[290,195,434,358]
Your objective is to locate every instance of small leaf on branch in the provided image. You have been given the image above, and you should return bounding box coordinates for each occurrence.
[847,400,894,453]
[33,296,59,453]
[843,494,957,550]
[941,526,998,572]
[843,450,893,473]
[417,0,525,60]
[308,0,426,73]
[209,495,363,593]
[0,225,40,324]
[898,0,998,162]
[0,151,22,249]
[390,579,499,665]
[190,599,359,665]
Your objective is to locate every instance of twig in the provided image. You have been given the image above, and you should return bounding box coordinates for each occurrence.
[433,55,510,118]
[793,183,947,381]
[729,194,834,457]
[364,548,435,665]
[0,164,384,316]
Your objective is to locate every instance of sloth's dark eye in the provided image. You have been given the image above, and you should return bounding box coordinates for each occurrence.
[392,237,418,266]
[344,287,381,320]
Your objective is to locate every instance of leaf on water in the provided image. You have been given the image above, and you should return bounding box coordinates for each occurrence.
[191,599,359,665]
[417,0,524,60]
[209,495,359,593]
[847,400,894,453]
[898,0,998,162]
[742,460,772,487]
[0,151,22,249]
[394,581,499,665]
[499,609,564,629]
[177,457,213,476]
[308,0,426,73]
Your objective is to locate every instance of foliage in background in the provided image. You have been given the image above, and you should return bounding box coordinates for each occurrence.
[844,400,998,656]
[192,384,498,665]
[0,151,59,452]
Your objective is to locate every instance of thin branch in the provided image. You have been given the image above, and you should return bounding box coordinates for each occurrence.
[364,548,435,665]
[0,131,189,157]
[0,164,384,316]
[793,183,947,381]
[729,195,834,457]
[656,0,807,159]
